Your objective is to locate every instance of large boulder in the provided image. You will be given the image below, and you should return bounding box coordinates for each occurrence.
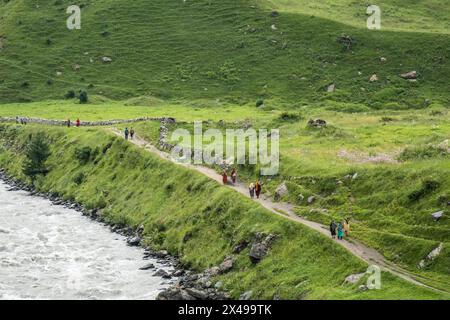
[127,236,141,246]
[418,243,444,268]
[249,233,276,264]
[344,273,365,284]
[400,71,417,80]
[219,258,234,274]
[274,182,289,200]
[308,119,327,128]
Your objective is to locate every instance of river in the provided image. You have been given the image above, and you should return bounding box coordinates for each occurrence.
[0,181,174,300]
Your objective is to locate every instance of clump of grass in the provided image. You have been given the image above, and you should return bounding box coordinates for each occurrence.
[398,145,448,161]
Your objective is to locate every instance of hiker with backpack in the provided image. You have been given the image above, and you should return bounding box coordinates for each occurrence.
[76,118,81,127]
[124,127,129,140]
[130,128,135,140]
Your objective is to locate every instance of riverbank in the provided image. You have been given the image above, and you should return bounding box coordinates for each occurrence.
[0,169,230,300]
[0,123,447,299]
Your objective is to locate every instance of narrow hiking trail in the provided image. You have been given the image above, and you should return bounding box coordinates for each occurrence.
[110,128,449,295]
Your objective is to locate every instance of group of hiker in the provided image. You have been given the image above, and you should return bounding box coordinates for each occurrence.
[15,117,28,125]
[221,168,263,199]
[248,181,262,199]
[330,218,351,240]
[124,127,135,140]
[67,118,81,127]
[222,168,238,185]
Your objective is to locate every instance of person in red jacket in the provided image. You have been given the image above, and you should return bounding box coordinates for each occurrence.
[76,118,81,127]
[222,171,228,185]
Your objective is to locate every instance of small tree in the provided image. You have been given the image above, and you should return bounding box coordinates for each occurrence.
[79,90,88,104]
[22,133,51,180]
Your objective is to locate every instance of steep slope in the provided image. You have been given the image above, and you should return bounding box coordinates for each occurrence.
[0,0,449,108]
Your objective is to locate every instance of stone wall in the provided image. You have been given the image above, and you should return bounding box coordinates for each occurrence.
[0,116,175,127]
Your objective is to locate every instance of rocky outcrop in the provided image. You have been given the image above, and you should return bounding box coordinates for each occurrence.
[249,233,277,264]
[308,119,327,128]
[274,182,288,200]
[400,71,418,80]
[344,273,365,284]
[156,270,230,300]
[418,243,444,269]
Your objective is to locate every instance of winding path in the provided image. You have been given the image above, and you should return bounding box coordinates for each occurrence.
[110,128,449,295]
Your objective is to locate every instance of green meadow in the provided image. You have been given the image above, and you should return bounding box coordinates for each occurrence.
[0,0,449,299]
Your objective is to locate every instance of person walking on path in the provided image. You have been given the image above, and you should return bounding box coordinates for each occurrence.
[124,127,129,140]
[222,171,228,185]
[67,119,71,128]
[76,118,81,127]
[231,168,237,184]
[337,223,344,240]
[343,218,350,237]
[130,128,135,140]
[330,221,337,239]
[255,181,262,199]
[249,183,255,199]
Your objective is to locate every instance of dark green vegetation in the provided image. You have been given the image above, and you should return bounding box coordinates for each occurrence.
[0,0,449,109]
[0,123,447,299]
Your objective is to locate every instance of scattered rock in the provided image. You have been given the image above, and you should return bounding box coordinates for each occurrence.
[154,269,171,279]
[232,240,249,254]
[326,83,336,93]
[432,211,443,222]
[358,285,369,292]
[307,196,316,204]
[308,119,327,128]
[185,288,208,300]
[127,236,141,246]
[249,233,276,264]
[274,182,289,200]
[270,11,279,18]
[344,273,365,284]
[369,74,379,82]
[271,24,277,30]
[219,258,234,274]
[139,263,155,270]
[239,290,253,300]
[380,57,387,62]
[72,64,81,71]
[418,243,444,269]
[400,71,417,80]
[337,35,354,50]
[102,56,113,63]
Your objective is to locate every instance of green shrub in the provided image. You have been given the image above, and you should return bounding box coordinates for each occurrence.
[73,172,85,185]
[22,133,51,180]
[79,91,88,104]
[398,145,448,161]
[74,146,92,164]
[408,180,440,202]
[64,90,76,99]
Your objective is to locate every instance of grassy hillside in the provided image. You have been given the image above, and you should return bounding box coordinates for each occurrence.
[116,105,449,290]
[0,123,447,299]
[265,0,450,34]
[0,0,449,108]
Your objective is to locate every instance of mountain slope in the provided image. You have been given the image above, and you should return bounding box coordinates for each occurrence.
[0,0,449,108]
